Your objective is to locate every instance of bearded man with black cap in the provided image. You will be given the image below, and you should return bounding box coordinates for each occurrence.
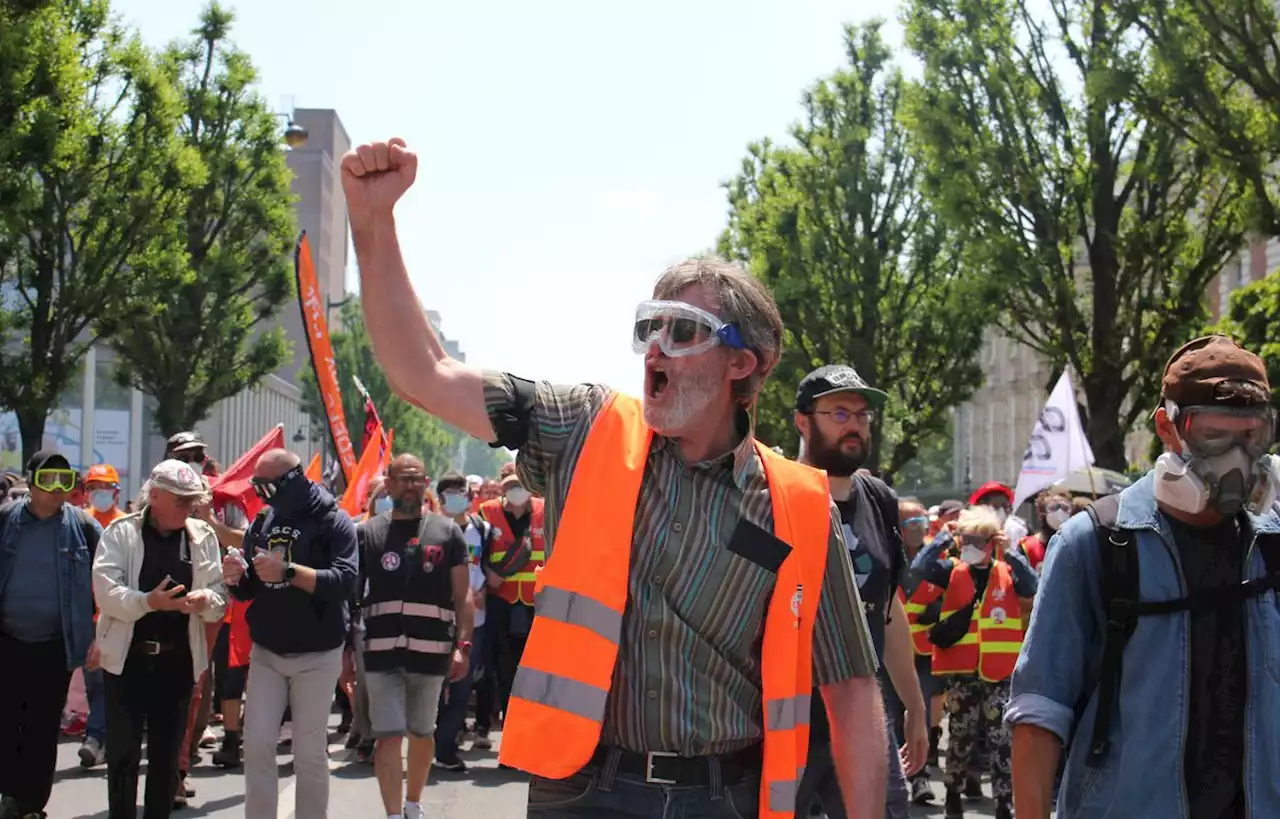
[1008,335,1280,819]
[0,451,101,819]
[221,448,358,819]
[792,365,929,819]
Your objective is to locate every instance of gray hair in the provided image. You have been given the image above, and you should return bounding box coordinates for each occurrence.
[652,257,783,405]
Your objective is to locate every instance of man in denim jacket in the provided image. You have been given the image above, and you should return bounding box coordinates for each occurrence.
[0,450,101,819]
[1006,335,1280,819]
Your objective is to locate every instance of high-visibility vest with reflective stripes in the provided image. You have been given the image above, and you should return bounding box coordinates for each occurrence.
[901,576,946,657]
[931,560,1023,682]
[498,393,831,819]
[480,498,545,606]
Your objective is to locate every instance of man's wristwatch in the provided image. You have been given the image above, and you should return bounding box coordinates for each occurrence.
[457,640,472,654]
[284,563,297,582]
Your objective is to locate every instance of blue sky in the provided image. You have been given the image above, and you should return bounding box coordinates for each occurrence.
[111,0,899,397]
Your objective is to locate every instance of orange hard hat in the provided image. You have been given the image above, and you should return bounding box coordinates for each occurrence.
[84,464,120,485]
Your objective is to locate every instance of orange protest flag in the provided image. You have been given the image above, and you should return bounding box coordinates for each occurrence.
[340,423,384,517]
[304,453,322,483]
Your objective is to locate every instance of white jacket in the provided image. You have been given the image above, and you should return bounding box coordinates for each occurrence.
[92,512,226,677]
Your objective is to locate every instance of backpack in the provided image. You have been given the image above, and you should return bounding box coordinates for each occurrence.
[1082,493,1280,768]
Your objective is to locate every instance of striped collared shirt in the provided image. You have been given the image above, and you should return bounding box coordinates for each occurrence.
[484,372,877,755]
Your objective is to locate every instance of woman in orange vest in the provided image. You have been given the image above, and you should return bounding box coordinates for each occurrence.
[924,506,1038,819]
[478,473,544,722]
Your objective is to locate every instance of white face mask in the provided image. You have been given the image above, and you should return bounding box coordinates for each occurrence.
[89,489,115,513]
[505,487,531,507]
[960,544,989,565]
[1044,509,1070,531]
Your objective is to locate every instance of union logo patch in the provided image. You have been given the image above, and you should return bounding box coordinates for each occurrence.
[381,552,401,571]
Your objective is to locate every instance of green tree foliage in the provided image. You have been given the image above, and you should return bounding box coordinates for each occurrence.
[0,0,197,460]
[1215,272,1280,406]
[1141,0,1280,233]
[719,22,994,479]
[902,0,1252,470]
[458,435,512,479]
[109,3,294,436]
[300,300,456,476]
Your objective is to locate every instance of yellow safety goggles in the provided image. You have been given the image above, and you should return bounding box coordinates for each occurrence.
[32,468,77,493]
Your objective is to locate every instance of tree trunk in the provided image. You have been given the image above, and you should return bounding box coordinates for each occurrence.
[17,404,49,468]
[1082,374,1129,472]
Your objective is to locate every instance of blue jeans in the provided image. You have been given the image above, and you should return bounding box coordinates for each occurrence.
[435,624,485,760]
[84,667,106,744]
[527,766,759,818]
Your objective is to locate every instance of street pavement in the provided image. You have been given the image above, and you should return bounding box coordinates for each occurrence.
[47,715,1030,818]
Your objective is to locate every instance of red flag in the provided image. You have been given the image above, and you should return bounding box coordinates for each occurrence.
[211,424,286,518]
[352,375,389,457]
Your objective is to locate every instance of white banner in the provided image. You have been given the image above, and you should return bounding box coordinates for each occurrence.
[1012,370,1095,509]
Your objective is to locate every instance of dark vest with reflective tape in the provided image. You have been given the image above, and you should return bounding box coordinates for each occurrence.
[360,513,457,675]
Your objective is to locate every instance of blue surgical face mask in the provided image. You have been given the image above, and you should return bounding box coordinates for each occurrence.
[442,493,469,516]
[89,489,116,513]
[372,496,393,515]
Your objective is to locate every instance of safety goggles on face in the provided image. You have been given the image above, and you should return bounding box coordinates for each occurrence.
[172,449,206,465]
[251,465,304,501]
[632,300,748,358]
[1044,501,1072,515]
[1171,403,1276,458]
[902,516,928,529]
[32,468,77,493]
[959,534,991,550]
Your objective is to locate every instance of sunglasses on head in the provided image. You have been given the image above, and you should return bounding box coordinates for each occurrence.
[32,468,77,493]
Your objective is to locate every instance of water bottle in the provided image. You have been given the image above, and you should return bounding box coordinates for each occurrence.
[226,546,249,570]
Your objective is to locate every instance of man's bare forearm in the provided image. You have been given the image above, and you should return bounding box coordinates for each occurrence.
[349,211,495,442]
[822,676,888,819]
[1012,723,1061,819]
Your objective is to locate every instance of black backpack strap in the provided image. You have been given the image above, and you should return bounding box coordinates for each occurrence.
[1084,493,1136,769]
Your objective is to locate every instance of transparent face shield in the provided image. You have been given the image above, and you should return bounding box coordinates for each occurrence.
[632,300,747,358]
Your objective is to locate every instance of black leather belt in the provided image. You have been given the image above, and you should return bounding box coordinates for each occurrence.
[131,640,178,656]
[588,745,762,786]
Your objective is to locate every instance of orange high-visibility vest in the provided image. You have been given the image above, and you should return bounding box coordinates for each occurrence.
[498,393,830,819]
[480,498,545,606]
[901,577,947,657]
[931,560,1023,682]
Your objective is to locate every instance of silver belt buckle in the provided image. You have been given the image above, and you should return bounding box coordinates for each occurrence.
[644,750,678,785]
[142,641,161,655]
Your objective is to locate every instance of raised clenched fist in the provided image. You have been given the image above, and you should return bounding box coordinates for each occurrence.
[340,137,418,212]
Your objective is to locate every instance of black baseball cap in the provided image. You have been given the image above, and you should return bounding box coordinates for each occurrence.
[26,449,71,474]
[165,431,206,455]
[795,365,888,412]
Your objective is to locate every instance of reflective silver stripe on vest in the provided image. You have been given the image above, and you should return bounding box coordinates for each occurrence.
[534,586,623,645]
[769,777,800,812]
[365,600,457,622]
[365,636,453,654]
[510,666,609,723]
[765,694,811,731]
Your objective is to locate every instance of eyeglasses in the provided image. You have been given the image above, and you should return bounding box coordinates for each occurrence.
[1044,502,1072,514]
[32,468,77,493]
[959,534,992,549]
[810,409,875,426]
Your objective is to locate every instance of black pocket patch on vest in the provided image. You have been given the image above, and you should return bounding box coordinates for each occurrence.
[727,519,791,573]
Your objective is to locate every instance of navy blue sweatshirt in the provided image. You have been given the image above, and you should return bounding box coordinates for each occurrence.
[230,481,359,656]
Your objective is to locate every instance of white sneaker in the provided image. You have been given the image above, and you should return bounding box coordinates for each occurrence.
[404,801,424,819]
[199,727,217,748]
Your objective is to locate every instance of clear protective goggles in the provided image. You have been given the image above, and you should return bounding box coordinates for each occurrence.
[632,300,747,358]
[1169,402,1276,458]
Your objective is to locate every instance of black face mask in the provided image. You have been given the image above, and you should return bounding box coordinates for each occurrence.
[253,466,307,510]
